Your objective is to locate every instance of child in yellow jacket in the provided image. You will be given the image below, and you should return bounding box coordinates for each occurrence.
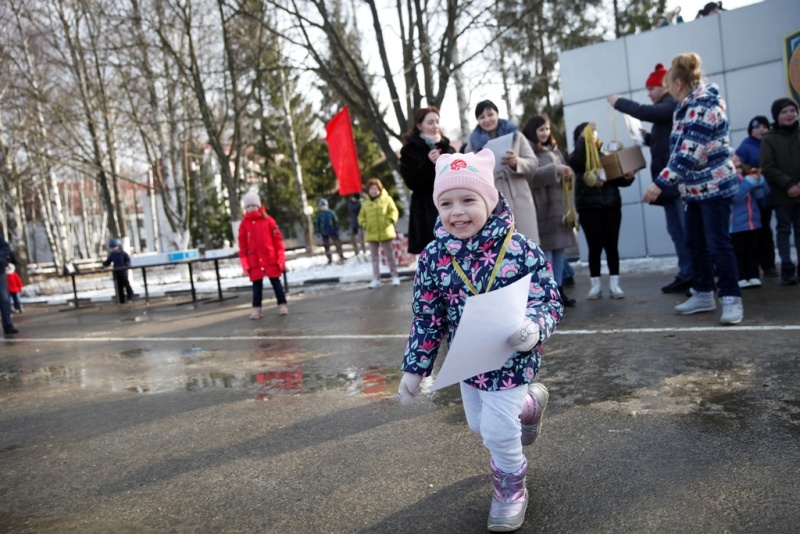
[358,179,400,288]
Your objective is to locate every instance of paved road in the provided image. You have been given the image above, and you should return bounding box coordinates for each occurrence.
[1,273,799,533]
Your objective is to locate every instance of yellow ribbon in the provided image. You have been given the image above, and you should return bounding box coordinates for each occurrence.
[450,226,514,296]
[584,125,602,174]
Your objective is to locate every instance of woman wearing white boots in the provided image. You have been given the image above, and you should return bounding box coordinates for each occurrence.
[568,122,635,299]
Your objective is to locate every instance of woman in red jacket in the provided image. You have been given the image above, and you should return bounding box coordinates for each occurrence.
[238,191,288,319]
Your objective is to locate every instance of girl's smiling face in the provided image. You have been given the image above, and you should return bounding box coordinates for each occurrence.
[436,188,489,239]
[536,122,551,145]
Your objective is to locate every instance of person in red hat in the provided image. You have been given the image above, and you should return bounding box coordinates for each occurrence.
[608,63,693,295]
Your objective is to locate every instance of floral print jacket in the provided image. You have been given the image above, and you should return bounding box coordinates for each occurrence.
[401,194,563,391]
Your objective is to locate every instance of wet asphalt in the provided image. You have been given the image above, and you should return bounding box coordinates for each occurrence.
[1,272,799,533]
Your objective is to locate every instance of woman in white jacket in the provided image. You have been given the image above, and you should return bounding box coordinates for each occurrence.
[464,100,540,243]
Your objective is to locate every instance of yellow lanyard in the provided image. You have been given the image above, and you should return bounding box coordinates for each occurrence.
[450,226,514,296]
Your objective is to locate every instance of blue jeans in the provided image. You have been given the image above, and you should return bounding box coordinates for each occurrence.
[684,198,741,298]
[663,196,693,281]
[774,204,800,278]
[563,260,575,280]
[252,277,287,307]
[545,249,566,286]
[10,292,22,312]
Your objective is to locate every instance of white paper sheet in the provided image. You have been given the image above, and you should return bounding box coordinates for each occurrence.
[430,273,532,391]
[623,114,646,145]
[484,133,515,171]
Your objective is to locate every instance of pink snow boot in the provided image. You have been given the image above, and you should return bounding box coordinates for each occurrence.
[488,458,528,532]
[519,382,549,446]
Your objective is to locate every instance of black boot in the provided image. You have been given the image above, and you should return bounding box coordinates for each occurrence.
[558,286,576,307]
[4,325,19,335]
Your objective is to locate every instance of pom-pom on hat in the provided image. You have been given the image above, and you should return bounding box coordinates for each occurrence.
[747,115,770,136]
[242,190,261,208]
[645,63,668,88]
[770,98,798,123]
[433,149,499,213]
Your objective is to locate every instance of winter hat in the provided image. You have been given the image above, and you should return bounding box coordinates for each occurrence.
[6,263,15,273]
[770,98,798,123]
[318,198,328,207]
[108,238,121,248]
[645,63,668,88]
[433,149,499,212]
[747,115,770,136]
[242,190,261,208]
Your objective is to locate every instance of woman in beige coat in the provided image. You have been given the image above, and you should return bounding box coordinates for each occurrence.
[464,100,540,243]
[522,115,577,306]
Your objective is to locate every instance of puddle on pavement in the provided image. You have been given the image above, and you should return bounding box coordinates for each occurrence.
[0,344,773,419]
[0,346,410,400]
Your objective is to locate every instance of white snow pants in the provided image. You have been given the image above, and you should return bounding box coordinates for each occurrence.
[460,382,528,473]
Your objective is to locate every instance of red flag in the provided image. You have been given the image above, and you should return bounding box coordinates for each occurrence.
[325,107,363,196]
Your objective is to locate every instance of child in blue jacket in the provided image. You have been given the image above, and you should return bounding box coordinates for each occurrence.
[102,239,135,304]
[397,149,563,532]
[730,154,770,288]
[314,199,345,264]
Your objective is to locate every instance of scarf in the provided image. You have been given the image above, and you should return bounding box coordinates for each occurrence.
[468,119,518,152]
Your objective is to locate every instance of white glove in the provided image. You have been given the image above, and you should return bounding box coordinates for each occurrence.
[398,372,424,405]
[507,319,540,353]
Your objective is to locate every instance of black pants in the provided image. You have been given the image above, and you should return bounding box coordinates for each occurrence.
[114,271,135,304]
[731,229,760,281]
[757,206,776,271]
[252,277,287,307]
[578,207,622,277]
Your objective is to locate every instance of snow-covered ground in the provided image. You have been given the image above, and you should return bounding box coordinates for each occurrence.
[20,247,680,307]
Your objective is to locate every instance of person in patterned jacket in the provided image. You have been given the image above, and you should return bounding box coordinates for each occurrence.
[397,149,563,532]
[643,52,742,325]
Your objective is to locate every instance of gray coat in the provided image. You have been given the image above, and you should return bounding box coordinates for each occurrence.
[528,146,577,251]
[466,132,540,243]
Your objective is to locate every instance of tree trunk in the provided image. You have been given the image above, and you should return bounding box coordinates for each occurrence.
[278,66,315,255]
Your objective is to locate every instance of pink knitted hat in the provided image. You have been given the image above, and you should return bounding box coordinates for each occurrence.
[433,149,499,212]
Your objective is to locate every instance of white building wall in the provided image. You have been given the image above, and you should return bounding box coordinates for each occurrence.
[559,0,800,261]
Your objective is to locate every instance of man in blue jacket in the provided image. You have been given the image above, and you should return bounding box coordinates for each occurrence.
[608,63,692,294]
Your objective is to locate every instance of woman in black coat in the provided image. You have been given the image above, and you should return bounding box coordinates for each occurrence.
[568,122,635,300]
[399,106,455,254]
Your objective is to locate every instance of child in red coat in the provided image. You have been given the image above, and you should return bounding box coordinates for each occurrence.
[5,263,23,313]
[238,191,288,319]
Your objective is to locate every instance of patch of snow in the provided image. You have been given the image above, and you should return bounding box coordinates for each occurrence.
[20,247,680,306]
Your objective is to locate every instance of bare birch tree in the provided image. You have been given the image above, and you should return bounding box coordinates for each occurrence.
[6,0,73,272]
